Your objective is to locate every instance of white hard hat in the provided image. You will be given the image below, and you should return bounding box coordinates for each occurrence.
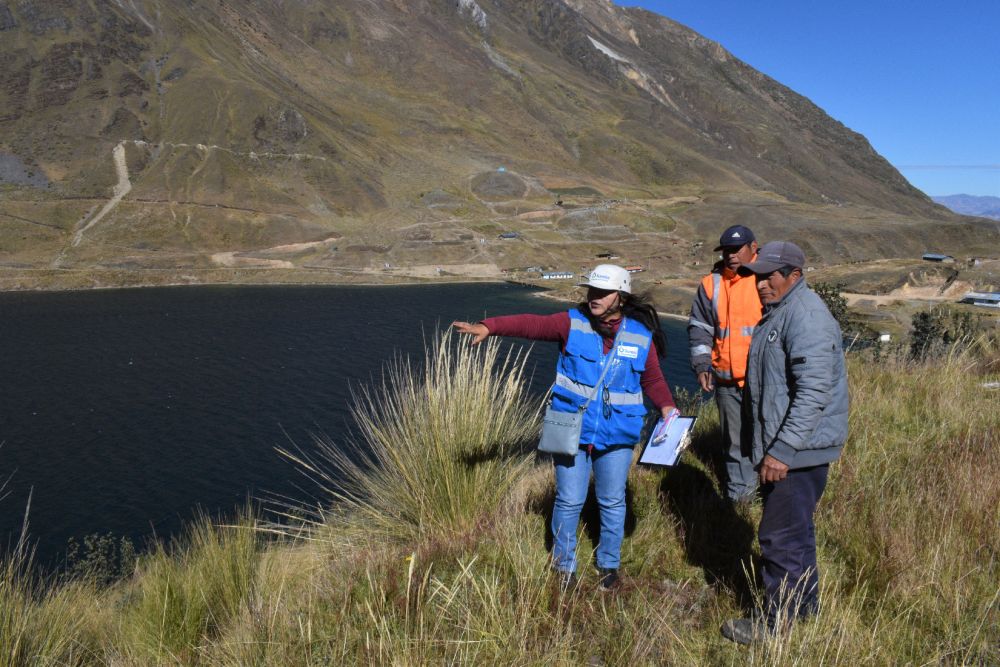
[576,264,631,293]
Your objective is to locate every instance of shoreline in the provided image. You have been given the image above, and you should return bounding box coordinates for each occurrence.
[0,269,690,319]
[0,267,527,294]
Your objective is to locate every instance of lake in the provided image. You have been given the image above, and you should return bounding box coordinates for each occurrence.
[0,283,695,564]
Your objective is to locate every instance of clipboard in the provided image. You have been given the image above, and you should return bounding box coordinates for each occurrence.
[638,416,697,467]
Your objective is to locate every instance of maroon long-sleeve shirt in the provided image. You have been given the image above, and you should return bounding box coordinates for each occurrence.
[480,311,676,410]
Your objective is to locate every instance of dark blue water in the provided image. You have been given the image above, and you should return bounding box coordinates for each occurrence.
[0,283,694,563]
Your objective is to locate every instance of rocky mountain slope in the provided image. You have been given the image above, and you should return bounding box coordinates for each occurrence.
[0,0,996,288]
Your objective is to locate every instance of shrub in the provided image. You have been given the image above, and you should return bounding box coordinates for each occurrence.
[910,308,984,359]
[812,281,850,331]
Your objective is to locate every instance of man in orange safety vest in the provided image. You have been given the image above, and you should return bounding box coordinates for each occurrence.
[688,225,763,502]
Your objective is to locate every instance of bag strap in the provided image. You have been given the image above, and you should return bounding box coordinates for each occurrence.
[546,318,626,412]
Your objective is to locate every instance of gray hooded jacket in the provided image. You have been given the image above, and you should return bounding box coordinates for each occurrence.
[746,278,848,469]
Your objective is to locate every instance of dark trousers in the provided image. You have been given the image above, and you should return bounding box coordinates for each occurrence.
[758,464,828,627]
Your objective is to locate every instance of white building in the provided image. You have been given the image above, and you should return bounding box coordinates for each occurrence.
[961,292,1000,307]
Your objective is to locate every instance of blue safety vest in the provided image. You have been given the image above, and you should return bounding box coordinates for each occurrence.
[551,310,653,449]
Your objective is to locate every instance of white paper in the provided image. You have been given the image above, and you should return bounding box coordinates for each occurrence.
[639,416,696,467]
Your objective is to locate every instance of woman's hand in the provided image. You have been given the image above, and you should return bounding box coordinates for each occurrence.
[660,406,680,427]
[452,321,490,346]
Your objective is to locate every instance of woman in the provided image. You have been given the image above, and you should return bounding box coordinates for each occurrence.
[453,265,678,591]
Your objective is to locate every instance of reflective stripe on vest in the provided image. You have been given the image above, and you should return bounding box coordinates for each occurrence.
[618,331,650,348]
[741,325,755,337]
[555,374,646,406]
[689,317,713,334]
[710,273,721,316]
[716,327,730,339]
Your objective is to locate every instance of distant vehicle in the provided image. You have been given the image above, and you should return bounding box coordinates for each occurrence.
[499,233,518,239]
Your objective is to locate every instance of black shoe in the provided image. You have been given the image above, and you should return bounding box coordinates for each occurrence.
[558,571,578,592]
[597,567,619,591]
[720,618,771,645]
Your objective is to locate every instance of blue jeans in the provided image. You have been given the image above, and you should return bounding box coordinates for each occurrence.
[552,445,633,573]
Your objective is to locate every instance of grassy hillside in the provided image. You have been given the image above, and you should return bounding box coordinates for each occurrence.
[0,0,997,289]
[1,332,997,665]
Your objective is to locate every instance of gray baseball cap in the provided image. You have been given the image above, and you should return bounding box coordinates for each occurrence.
[738,241,805,275]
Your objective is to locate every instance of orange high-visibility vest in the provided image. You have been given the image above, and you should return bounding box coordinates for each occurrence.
[700,266,763,386]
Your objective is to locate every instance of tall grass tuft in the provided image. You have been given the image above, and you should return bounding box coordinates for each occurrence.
[114,510,262,664]
[281,329,540,543]
[0,539,34,667]
[0,506,95,667]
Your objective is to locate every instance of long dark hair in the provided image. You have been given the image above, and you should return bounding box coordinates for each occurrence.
[577,290,668,358]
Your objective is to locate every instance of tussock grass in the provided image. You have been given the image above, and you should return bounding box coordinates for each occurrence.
[1,337,998,665]
[111,511,263,664]
[279,329,540,543]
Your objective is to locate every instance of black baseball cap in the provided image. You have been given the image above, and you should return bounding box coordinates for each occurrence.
[714,225,756,251]
[738,241,806,275]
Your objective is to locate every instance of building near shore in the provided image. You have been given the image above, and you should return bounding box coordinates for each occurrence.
[923,254,955,263]
[542,271,574,280]
[961,292,1000,307]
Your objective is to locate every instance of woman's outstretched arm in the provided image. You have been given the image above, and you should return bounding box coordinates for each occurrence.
[452,312,571,348]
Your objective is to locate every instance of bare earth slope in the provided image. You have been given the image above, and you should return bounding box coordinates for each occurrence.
[0,0,996,288]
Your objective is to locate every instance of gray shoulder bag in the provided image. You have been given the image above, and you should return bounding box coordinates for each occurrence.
[537,326,622,456]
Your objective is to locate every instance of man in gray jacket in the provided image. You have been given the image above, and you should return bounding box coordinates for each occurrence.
[720,241,849,645]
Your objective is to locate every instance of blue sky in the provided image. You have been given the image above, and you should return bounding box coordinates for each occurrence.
[626,0,999,197]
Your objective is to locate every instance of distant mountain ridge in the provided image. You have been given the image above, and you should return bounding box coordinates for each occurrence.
[0,0,996,286]
[933,195,1000,221]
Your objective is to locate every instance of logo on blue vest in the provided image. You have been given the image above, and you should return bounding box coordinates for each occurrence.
[617,344,639,359]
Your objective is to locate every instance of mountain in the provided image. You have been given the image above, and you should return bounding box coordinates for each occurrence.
[933,195,1000,221]
[0,0,996,288]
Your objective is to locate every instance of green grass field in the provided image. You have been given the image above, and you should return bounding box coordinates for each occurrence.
[1,332,998,665]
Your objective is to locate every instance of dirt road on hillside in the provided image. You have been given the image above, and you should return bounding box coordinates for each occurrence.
[72,142,131,247]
